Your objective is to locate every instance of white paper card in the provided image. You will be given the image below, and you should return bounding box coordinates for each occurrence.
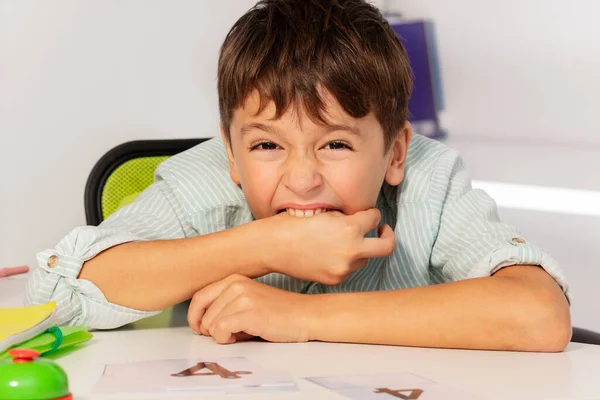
[92,356,297,397]
[306,372,486,399]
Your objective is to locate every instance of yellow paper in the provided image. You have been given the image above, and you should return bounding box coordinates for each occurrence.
[0,302,56,341]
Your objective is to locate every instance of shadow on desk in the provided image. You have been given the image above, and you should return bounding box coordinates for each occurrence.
[114,300,192,331]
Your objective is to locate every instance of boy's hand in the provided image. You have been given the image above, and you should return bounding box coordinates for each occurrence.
[187,274,313,344]
[264,208,395,285]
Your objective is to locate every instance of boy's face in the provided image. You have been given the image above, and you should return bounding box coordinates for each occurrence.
[222,90,411,219]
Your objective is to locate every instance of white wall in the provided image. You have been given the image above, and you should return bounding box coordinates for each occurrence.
[391,0,600,146]
[1,1,599,331]
[0,0,256,267]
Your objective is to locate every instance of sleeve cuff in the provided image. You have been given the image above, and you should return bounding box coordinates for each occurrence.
[467,238,571,303]
[37,250,85,279]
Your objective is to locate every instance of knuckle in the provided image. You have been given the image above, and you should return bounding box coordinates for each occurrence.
[238,295,253,308]
[335,264,351,276]
[339,218,352,230]
[190,290,203,303]
[216,319,229,332]
[373,208,382,220]
[323,268,346,285]
[384,241,395,255]
[229,282,247,294]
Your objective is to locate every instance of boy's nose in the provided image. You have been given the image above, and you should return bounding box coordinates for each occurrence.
[283,155,324,196]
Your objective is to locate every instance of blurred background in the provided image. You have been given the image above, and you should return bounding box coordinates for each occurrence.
[1,1,599,330]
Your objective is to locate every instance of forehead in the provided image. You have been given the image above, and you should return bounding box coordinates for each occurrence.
[231,89,379,135]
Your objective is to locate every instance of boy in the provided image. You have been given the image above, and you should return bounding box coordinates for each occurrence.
[26,0,571,351]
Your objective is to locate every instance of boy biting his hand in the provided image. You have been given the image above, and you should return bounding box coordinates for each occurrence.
[27,0,571,351]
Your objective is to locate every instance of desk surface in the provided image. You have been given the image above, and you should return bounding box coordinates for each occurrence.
[2,275,599,400]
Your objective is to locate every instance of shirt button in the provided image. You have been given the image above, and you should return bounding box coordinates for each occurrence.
[512,237,526,244]
[47,255,59,268]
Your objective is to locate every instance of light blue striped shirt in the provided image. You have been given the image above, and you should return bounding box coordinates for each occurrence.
[25,134,570,329]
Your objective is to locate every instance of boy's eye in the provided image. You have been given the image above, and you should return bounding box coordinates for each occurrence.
[251,142,280,151]
[324,141,352,150]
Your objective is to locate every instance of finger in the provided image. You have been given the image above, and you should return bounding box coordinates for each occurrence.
[187,274,247,333]
[199,325,210,336]
[378,224,394,238]
[200,282,247,334]
[349,208,382,234]
[0,266,29,278]
[359,224,395,258]
[211,311,252,345]
[206,292,255,337]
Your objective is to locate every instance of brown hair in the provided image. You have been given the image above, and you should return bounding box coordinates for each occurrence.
[218,0,412,150]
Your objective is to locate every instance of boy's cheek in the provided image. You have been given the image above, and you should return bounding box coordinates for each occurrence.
[241,185,277,219]
[236,168,278,216]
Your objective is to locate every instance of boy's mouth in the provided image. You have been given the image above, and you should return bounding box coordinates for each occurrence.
[276,207,341,217]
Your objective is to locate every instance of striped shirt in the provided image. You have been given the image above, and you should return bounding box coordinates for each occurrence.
[25,134,570,329]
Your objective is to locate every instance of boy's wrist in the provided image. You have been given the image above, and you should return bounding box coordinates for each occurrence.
[301,293,335,342]
[250,216,285,275]
[239,218,279,276]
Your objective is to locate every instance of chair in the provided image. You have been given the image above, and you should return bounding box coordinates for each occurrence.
[84,138,207,226]
[571,327,600,345]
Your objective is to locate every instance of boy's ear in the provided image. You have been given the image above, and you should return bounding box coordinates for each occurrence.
[384,121,412,186]
[220,125,241,185]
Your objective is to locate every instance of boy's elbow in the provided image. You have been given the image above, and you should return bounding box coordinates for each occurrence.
[519,295,572,352]
[529,316,571,353]
[495,266,571,352]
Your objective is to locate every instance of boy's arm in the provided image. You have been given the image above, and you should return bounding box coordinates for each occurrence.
[80,207,390,311]
[28,176,390,328]
[308,148,572,351]
[27,176,275,327]
[78,223,270,311]
[26,179,202,328]
[187,265,570,352]
[305,264,571,352]
[189,146,571,351]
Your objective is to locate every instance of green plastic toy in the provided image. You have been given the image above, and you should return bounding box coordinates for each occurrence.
[0,349,71,400]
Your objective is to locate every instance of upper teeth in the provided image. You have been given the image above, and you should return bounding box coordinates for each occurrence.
[287,208,327,217]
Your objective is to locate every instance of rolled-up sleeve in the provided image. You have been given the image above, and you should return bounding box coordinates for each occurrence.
[428,149,570,302]
[25,177,193,329]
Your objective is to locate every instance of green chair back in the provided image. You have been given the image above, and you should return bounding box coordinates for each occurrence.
[85,139,207,225]
[101,156,170,220]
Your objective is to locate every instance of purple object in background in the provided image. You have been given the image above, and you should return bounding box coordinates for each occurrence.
[390,18,444,139]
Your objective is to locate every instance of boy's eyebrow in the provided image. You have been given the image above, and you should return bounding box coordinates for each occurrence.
[240,122,284,137]
[240,122,362,137]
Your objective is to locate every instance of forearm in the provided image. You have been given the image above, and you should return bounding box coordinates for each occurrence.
[79,221,271,311]
[305,266,571,352]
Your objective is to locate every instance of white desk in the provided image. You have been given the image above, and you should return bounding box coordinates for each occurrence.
[2,275,600,400]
